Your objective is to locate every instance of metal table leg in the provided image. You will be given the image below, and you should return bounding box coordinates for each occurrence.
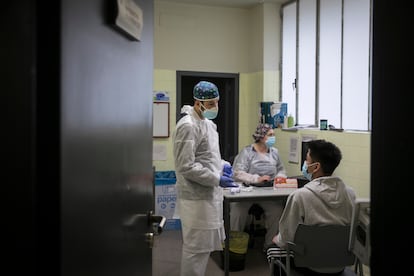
[224,198,230,276]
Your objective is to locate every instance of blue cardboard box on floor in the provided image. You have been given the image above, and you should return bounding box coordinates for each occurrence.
[155,171,181,230]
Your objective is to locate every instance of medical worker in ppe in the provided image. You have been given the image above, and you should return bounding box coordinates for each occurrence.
[231,123,287,247]
[173,81,237,276]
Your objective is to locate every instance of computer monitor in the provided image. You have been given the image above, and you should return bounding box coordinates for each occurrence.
[349,198,370,266]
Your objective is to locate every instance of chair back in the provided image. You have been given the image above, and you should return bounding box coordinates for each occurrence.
[288,224,356,268]
[349,198,370,266]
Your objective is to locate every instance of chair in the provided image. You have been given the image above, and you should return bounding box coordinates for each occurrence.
[349,198,370,276]
[267,224,357,276]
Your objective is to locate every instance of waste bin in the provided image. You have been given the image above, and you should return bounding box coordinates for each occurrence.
[221,231,250,271]
[154,171,181,230]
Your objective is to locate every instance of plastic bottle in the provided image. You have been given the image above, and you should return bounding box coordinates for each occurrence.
[288,114,294,128]
[283,114,288,129]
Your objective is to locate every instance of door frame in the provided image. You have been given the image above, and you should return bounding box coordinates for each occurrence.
[176,71,239,163]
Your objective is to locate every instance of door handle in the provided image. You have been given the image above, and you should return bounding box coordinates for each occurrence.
[123,211,166,249]
[123,211,166,235]
[150,211,167,235]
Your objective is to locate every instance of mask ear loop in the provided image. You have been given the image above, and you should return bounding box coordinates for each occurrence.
[199,101,207,112]
[309,162,320,173]
[196,101,205,113]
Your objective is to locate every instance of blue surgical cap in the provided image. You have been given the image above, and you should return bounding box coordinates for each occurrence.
[193,81,220,101]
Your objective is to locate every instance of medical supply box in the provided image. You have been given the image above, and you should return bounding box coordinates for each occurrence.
[260,102,288,128]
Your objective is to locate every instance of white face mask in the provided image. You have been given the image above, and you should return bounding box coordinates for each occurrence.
[200,102,218,120]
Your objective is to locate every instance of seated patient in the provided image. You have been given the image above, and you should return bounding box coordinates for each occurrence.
[272,139,356,274]
[231,123,287,246]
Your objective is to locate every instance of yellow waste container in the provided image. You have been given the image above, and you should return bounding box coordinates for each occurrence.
[221,231,250,271]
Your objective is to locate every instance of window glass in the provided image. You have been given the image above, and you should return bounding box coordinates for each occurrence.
[281,0,371,131]
[297,0,317,125]
[342,0,371,130]
[281,2,297,120]
[319,0,342,128]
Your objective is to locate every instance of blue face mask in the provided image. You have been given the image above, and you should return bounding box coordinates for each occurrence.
[265,136,276,148]
[200,103,218,120]
[302,161,313,181]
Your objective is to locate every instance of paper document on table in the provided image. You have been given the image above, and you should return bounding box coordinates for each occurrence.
[289,136,299,163]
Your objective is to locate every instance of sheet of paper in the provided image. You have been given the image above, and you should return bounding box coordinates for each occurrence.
[153,144,167,160]
[289,136,299,163]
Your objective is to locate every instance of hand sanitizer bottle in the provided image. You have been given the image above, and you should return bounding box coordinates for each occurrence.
[288,114,294,128]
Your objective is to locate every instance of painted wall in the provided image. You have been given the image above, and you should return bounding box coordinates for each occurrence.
[152,1,370,198]
[154,1,251,72]
[274,129,370,198]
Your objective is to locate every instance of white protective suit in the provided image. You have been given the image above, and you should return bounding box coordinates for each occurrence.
[173,105,228,276]
[231,145,287,246]
[274,176,356,273]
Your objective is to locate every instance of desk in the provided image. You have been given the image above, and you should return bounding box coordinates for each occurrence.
[222,186,297,276]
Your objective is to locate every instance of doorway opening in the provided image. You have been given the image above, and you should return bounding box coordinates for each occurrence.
[176,71,239,163]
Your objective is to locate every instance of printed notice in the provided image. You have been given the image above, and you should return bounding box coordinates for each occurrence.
[289,136,299,163]
[153,144,167,160]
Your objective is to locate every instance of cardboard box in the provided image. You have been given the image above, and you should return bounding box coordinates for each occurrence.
[154,171,181,230]
[260,102,288,128]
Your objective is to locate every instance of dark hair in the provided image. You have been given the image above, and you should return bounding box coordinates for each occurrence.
[307,139,342,175]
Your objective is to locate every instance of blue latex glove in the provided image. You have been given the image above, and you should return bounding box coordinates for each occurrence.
[223,164,233,178]
[220,175,238,188]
